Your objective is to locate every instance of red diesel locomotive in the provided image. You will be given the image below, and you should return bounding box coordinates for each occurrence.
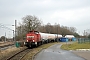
[25,30,62,48]
[25,31,42,48]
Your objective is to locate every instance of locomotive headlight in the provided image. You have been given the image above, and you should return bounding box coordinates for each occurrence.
[27,40,28,42]
[33,40,35,42]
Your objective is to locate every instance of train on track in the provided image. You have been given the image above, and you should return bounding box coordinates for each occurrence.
[25,30,62,48]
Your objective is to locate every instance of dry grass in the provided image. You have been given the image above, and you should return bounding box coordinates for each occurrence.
[0,47,26,60]
[61,42,90,50]
[0,41,14,46]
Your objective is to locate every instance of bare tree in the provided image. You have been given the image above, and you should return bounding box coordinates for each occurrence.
[16,24,28,40]
[38,25,46,33]
[45,23,51,33]
[60,26,74,36]
[16,15,42,40]
[22,15,41,32]
[69,27,76,33]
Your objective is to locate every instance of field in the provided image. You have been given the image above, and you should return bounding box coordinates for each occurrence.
[61,42,90,50]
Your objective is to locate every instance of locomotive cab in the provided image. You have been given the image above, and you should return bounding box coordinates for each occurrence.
[25,31,41,48]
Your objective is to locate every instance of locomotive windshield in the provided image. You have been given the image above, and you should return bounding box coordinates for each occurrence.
[27,36,34,38]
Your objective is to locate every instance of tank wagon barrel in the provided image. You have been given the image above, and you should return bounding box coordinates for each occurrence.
[39,33,48,43]
[65,35,75,41]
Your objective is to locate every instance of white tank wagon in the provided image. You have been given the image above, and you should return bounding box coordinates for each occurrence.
[54,34,62,41]
[39,33,48,43]
[39,32,57,43]
[65,35,75,41]
[39,32,63,42]
[47,34,56,42]
[44,34,62,42]
[58,34,62,38]
[54,34,62,38]
[65,35,74,38]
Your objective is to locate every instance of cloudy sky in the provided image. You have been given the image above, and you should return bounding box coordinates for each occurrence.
[0,0,90,38]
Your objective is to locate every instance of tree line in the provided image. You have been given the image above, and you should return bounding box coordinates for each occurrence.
[1,15,90,41]
[15,15,81,41]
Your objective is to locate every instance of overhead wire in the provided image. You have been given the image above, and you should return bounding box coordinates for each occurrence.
[0,23,14,31]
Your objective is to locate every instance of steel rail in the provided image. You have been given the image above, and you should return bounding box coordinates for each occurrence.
[6,48,30,60]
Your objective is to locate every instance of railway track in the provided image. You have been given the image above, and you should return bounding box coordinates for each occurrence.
[0,44,14,48]
[6,48,31,60]
[0,44,14,50]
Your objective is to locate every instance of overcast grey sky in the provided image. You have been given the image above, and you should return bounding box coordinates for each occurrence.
[0,0,90,37]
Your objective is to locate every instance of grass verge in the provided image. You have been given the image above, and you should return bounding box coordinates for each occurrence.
[61,42,90,50]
